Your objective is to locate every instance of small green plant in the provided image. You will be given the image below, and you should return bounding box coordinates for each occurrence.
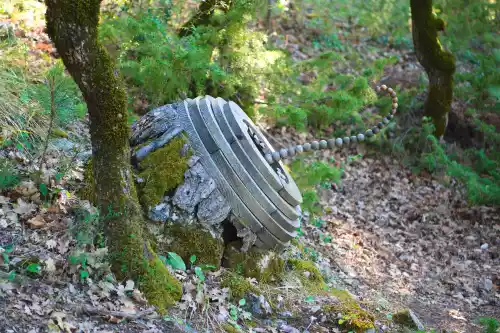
[478,317,499,333]
[0,159,20,190]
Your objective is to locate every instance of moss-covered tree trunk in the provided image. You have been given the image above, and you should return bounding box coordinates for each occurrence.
[44,0,181,312]
[410,0,456,137]
[178,0,232,37]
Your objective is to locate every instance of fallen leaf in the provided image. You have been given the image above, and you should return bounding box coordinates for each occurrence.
[27,214,46,229]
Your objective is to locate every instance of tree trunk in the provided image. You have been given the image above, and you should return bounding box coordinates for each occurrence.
[178,0,232,37]
[410,0,456,137]
[44,0,181,313]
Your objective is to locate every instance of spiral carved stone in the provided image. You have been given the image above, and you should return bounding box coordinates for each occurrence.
[130,85,398,250]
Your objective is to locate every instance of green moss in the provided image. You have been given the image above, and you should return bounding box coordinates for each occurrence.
[161,223,224,269]
[79,158,97,205]
[137,243,183,314]
[136,136,192,210]
[221,270,258,299]
[323,289,375,332]
[287,258,326,292]
[221,323,241,333]
[223,242,284,283]
[392,309,418,329]
[51,128,69,138]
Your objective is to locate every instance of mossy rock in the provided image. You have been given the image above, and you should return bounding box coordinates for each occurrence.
[287,258,327,292]
[323,289,375,332]
[392,309,420,329]
[221,270,259,299]
[223,241,284,283]
[136,135,192,210]
[160,222,224,269]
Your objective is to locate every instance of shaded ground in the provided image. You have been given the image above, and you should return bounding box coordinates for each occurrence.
[265,126,500,333]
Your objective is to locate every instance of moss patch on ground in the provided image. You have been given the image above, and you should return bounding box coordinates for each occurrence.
[160,223,225,269]
[136,135,192,210]
[220,270,259,299]
[323,289,375,332]
[287,258,327,293]
[223,242,284,283]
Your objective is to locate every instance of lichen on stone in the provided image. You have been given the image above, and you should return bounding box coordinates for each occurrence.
[136,135,192,210]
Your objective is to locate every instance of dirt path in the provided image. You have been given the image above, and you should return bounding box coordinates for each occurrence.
[266,126,500,332]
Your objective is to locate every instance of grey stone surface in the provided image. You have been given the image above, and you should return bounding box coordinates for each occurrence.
[130,103,180,146]
[223,101,302,206]
[195,97,298,239]
[197,188,232,226]
[207,95,300,221]
[173,161,217,213]
[176,99,276,248]
[148,202,171,222]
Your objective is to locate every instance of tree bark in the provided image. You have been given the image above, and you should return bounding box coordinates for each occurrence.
[410,0,456,137]
[44,0,181,313]
[178,0,232,37]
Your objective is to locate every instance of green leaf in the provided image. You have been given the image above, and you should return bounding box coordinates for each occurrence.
[26,263,41,273]
[39,183,48,197]
[338,319,345,325]
[199,264,217,270]
[189,254,197,265]
[166,252,186,271]
[194,266,205,282]
[305,295,315,302]
[8,271,16,281]
[80,270,89,280]
[238,298,246,306]
[2,253,9,264]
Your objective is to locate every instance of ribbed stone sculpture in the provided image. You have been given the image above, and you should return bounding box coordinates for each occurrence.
[130,85,398,251]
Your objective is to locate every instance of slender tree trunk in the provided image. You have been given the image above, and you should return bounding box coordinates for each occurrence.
[178,0,232,37]
[44,0,181,313]
[410,0,456,137]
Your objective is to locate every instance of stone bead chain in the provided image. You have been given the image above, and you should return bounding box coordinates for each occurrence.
[264,84,398,164]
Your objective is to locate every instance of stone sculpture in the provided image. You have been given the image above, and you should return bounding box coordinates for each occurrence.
[130,85,398,252]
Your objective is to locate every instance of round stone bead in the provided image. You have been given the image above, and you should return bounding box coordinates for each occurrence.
[378,122,384,128]
[288,146,296,157]
[391,92,397,98]
[392,103,398,109]
[383,117,390,124]
[272,151,281,162]
[387,114,393,120]
[335,138,343,147]
[366,129,374,137]
[280,148,288,159]
[392,97,398,103]
[350,135,358,143]
[311,141,319,150]
[295,145,304,153]
[343,137,350,144]
[327,139,336,148]
[388,87,394,94]
[265,153,273,164]
[357,133,365,142]
[319,140,328,150]
[303,143,312,151]
[372,126,379,134]
[381,84,388,90]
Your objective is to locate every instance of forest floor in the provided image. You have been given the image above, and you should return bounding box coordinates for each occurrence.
[1,4,499,333]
